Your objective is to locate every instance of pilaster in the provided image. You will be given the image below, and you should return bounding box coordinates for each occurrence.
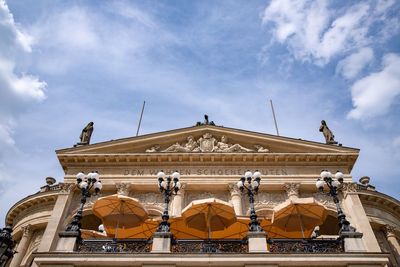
[341,183,381,252]
[37,183,75,252]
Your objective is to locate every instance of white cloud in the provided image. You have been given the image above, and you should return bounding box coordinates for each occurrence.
[0,1,46,151]
[347,53,400,119]
[336,47,374,79]
[262,0,394,66]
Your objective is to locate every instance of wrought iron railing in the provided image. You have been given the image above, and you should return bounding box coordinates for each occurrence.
[268,238,344,253]
[171,239,248,253]
[77,239,151,253]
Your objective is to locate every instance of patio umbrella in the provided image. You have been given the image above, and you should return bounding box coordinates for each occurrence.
[80,229,108,239]
[271,197,327,238]
[170,216,249,239]
[180,198,237,239]
[105,219,160,239]
[93,194,148,236]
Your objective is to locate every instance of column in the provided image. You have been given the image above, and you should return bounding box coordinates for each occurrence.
[171,184,186,217]
[384,225,400,263]
[341,183,381,252]
[229,183,243,215]
[37,183,75,252]
[9,225,33,267]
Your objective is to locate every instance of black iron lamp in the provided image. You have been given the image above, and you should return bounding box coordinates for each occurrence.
[0,225,15,267]
[316,170,355,235]
[64,171,103,235]
[237,170,264,233]
[156,170,181,233]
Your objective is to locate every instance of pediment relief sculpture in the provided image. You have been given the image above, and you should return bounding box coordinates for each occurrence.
[145,132,270,153]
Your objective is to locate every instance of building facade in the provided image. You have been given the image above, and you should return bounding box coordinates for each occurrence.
[4,124,400,266]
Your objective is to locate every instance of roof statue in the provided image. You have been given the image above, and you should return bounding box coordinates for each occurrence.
[319,120,338,145]
[75,122,94,146]
[196,114,215,126]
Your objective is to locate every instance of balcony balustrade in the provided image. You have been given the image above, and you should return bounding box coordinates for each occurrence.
[76,238,344,254]
[268,238,344,253]
[77,239,151,253]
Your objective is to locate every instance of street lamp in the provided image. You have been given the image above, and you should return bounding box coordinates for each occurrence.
[64,171,103,235]
[0,225,15,267]
[316,170,355,236]
[156,170,181,232]
[237,170,264,233]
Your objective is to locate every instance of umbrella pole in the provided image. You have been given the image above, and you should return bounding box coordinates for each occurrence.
[295,205,305,238]
[207,204,211,240]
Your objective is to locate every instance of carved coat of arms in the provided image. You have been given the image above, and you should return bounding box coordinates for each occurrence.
[198,133,216,152]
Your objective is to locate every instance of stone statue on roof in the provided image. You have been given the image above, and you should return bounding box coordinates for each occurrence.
[75,122,94,146]
[196,114,215,126]
[319,120,338,145]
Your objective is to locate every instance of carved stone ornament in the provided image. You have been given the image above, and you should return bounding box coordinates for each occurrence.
[116,182,130,196]
[59,182,76,194]
[22,224,33,237]
[146,132,261,153]
[284,183,300,198]
[253,192,286,209]
[341,182,358,195]
[383,224,397,237]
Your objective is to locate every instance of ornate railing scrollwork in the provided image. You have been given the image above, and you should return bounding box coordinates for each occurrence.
[171,239,248,253]
[77,239,151,253]
[268,238,344,253]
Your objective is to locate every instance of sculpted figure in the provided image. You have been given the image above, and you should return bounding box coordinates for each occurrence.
[214,135,254,152]
[319,120,338,145]
[77,122,94,145]
[162,136,200,152]
[146,145,161,152]
[254,145,269,152]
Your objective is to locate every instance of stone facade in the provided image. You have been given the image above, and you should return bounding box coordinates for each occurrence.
[3,125,399,267]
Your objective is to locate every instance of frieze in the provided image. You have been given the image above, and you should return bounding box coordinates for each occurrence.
[253,192,286,209]
[185,191,229,204]
[284,183,300,198]
[137,193,163,208]
[145,133,269,153]
[123,167,289,176]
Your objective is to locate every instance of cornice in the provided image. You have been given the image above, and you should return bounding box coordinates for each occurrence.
[357,187,400,220]
[5,189,59,226]
[57,152,358,166]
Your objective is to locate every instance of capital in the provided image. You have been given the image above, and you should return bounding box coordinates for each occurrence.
[22,224,33,237]
[115,182,130,196]
[284,183,300,199]
[228,183,241,196]
[383,224,397,238]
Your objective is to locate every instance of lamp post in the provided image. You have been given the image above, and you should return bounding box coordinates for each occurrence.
[64,171,103,235]
[237,170,264,233]
[0,226,15,267]
[156,170,181,232]
[315,170,355,236]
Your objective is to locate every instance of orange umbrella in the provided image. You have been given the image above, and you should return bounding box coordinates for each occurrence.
[181,198,237,238]
[105,219,160,239]
[93,194,148,235]
[80,229,108,239]
[170,216,249,240]
[271,197,327,238]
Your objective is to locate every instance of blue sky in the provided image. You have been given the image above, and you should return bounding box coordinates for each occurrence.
[1,0,399,226]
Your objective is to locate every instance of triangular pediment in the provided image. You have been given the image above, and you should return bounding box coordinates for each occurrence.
[56,125,358,155]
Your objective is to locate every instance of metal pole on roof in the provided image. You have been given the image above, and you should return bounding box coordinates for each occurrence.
[269,99,280,136]
[136,101,146,136]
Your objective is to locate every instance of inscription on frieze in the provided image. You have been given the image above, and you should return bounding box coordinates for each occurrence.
[123,168,289,176]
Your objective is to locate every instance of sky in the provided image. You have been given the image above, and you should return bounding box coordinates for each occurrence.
[1,0,399,226]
